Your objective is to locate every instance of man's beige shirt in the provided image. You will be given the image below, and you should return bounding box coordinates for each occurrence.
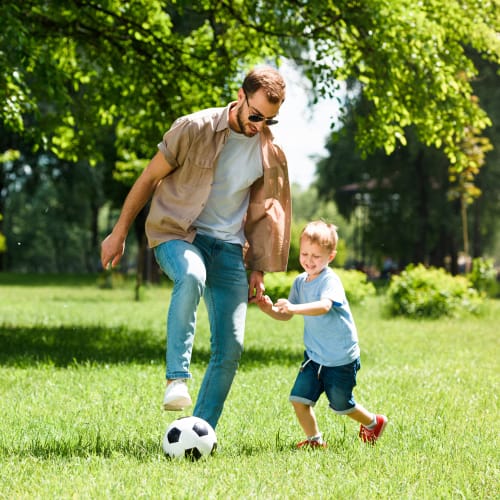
[145,102,291,272]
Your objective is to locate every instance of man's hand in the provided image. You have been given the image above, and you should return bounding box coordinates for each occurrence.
[101,233,126,270]
[248,270,265,303]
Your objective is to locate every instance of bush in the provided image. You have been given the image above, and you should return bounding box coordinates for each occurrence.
[263,268,375,305]
[334,269,376,305]
[467,257,498,297]
[386,264,483,319]
[264,271,299,302]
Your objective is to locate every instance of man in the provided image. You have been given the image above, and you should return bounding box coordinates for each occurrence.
[101,66,291,429]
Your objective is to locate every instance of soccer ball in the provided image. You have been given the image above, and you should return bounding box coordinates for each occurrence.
[162,416,217,460]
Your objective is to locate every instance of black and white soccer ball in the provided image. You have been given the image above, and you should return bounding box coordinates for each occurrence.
[162,416,217,460]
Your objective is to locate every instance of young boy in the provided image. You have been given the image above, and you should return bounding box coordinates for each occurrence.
[257,220,387,447]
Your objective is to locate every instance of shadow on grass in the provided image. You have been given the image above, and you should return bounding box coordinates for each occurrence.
[1,436,298,460]
[0,325,301,368]
[0,435,163,460]
[0,273,102,287]
[0,324,164,366]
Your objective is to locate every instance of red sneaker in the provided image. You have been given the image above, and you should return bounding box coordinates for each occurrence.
[359,414,388,444]
[296,439,327,449]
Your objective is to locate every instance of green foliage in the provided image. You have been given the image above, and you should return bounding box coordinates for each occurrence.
[468,257,498,297]
[316,50,500,269]
[3,154,105,272]
[279,0,499,164]
[0,150,20,254]
[0,0,280,163]
[286,222,304,272]
[264,268,375,305]
[1,1,499,168]
[263,271,299,302]
[317,116,459,268]
[386,264,483,318]
[334,268,376,305]
[0,225,5,253]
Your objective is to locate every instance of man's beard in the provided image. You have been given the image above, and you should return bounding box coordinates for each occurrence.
[236,107,258,137]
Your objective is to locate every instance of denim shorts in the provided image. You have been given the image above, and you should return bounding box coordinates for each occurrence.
[289,353,361,415]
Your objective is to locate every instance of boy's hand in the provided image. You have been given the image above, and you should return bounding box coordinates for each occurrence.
[275,298,294,315]
[257,295,294,321]
[256,294,274,312]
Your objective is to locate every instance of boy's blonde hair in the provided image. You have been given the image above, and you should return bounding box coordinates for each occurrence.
[300,220,338,253]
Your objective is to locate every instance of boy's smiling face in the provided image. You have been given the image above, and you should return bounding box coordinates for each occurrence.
[299,237,336,280]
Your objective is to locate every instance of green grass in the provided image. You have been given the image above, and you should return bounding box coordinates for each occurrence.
[0,275,498,499]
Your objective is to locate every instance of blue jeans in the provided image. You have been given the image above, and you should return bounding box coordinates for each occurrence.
[289,354,361,415]
[154,234,248,428]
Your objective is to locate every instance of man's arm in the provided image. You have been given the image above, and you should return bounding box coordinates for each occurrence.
[248,270,265,302]
[100,151,174,269]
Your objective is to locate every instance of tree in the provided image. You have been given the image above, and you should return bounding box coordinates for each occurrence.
[0,0,279,165]
[1,1,499,274]
[1,1,498,166]
[316,52,500,272]
[466,52,500,261]
[2,145,107,273]
[316,105,457,271]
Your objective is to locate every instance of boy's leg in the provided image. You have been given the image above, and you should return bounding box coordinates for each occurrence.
[292,401,320,438]
[346,404,376,426]
[323,359,360,416]
[322,359,387,443]
[290,356,325,446]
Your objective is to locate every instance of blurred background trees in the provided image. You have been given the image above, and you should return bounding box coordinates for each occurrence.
[1,0,499,275]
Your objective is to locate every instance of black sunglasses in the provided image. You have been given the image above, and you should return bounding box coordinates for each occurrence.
[244,92,279,126]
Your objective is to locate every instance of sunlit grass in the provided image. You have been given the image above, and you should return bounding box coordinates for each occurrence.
[0,275,498,498]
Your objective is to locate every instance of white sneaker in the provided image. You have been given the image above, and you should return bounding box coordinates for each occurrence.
[163,379,192,411]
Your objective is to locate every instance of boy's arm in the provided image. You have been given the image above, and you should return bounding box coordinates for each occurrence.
[275,298,332,316]
[256,295,293,321]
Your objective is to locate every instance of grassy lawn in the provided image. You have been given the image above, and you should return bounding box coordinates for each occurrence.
[0,275,498,498]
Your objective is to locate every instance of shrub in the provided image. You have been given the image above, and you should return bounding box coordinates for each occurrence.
[264,272,299,302]
[386,264,483,319]
[467,257,497,297]
[334,269,376,305]
[264,268,375,305]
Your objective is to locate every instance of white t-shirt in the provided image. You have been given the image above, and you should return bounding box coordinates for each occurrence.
[194,129,262,245]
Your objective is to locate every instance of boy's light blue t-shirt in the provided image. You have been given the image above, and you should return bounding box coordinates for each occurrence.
[288,267,360,367]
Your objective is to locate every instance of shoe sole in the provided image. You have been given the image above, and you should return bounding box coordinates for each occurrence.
[163,397,192,411]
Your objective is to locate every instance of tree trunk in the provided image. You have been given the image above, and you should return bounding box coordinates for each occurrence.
[413,150,428,264]
[461,195,471,273]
